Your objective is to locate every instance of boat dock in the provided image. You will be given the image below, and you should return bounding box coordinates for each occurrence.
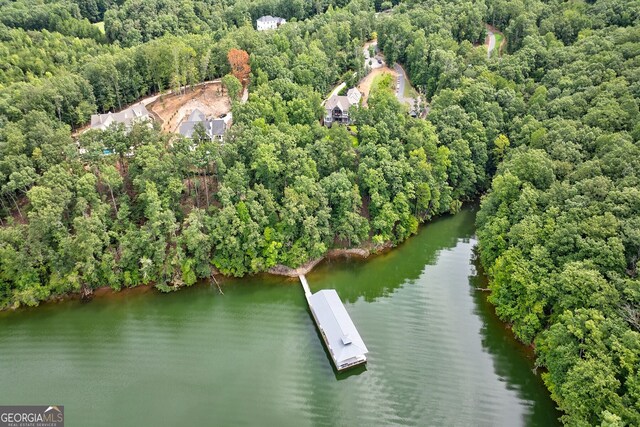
[299,275,368,371]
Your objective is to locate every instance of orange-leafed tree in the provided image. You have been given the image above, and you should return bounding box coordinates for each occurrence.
[227,49,250,85]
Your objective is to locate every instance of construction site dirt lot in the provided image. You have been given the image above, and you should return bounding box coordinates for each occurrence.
[148,82,231,133]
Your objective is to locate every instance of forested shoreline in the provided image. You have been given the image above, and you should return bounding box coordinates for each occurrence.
[1,0,639,424]
[377,1,639,424]
[1,0,458,302]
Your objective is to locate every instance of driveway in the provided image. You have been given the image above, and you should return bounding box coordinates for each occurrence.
[486,28,496,58]
[394,63,406,100]
[327,82,346,99]
[367,55,385,69]
[364,40,385,70]
[393,63,423,116]
[325,40,425,116]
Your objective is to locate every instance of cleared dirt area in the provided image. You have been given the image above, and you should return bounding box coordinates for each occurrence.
[148,82,231,133]
[357,66,397,106]
[363,39,377,52]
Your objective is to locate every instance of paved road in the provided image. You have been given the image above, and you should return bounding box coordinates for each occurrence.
[322,72,356,105]
[393,63,423,116]
[394,63,406,100]
[486,27,496,58]
[327,82,346,99]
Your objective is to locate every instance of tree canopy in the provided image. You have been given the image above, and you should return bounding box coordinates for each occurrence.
[0,0,639,424]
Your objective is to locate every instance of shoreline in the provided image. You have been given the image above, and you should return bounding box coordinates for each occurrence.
[0,243,395,313]
[267,246,384,277]
[0,205,477,313]
[1,207,472,312]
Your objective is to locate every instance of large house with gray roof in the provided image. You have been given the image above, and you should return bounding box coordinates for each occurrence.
[323,88,362,127]
[177,109,231,141]
[90,104,152,131]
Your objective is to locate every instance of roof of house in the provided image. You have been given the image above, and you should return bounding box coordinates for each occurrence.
[177,109,228,139]
[325,95,352,112]
[90,104,150,130]
[186,108,206,122]
[308,289,368,365]
[257,15,286,23]
[210,119,226,136]
[326,88,362,113]
[177,120,200,139]
[347,88,362,105]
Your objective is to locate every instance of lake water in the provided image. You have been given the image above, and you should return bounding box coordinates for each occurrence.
[0,207,560,426]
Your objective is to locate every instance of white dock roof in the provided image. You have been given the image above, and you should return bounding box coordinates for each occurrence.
[308,289,368,365]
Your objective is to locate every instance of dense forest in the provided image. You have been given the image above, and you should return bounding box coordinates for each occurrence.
[377,1,640,425]
[0,0,639,424]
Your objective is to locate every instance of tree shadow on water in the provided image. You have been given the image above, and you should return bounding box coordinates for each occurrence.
[307,207,478,304]
[469,252,561,427]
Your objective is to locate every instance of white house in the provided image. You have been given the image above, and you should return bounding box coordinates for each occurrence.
[89,104,152,131]
[256,15,286,31]
[323,88,362,127]
[177,109,232,142]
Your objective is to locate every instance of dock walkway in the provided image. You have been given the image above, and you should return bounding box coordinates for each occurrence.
[300,274,312,299]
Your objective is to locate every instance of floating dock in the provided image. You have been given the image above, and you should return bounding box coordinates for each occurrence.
[300,275,368,371]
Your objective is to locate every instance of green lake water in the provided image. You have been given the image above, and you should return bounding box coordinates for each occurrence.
[0,207,560,426]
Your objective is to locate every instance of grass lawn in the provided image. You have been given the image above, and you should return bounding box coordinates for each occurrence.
[371,73,394,94]
[403,80,418,99]
[493,33,504,56]
[347,125,358,146]
[93,21,105,34]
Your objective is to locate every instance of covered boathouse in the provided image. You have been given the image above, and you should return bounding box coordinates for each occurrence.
[300,275,368,371]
